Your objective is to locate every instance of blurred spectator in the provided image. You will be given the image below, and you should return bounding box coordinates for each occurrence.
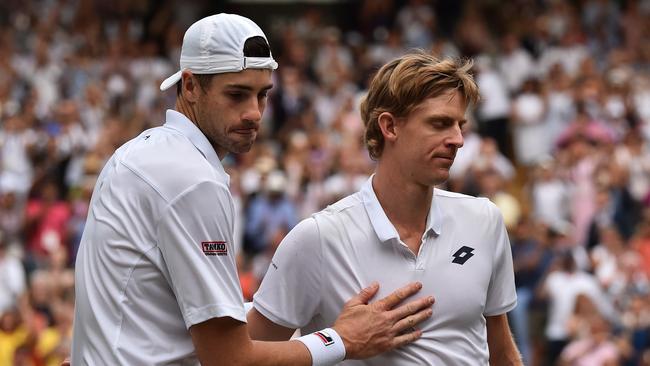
[621,293,650,365]
[477,167,521,230]
[0,114,38,197]
[497,33,536,94]
[564,133,601,247]
[475,137,515,181]
[395,0,435,49]
[0,190,25,250]
[0,232,26,314]
[0,307,31,366]
[615,129,650,204]
[24,179,71,269]
[244,170,298,256]
[633,209,650,279]
[510,218,552,366]
[474,55,513,158]
[541,251,614,365]
[559,314,620,366]
[511,78,551,167]
[530,158,571,234]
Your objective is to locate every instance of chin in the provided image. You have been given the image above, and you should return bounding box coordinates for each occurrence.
[231,143,255,154]
[429,173,450,186]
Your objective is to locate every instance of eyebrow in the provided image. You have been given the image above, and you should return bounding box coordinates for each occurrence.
[426,115,467,125]
[224,83,274,92]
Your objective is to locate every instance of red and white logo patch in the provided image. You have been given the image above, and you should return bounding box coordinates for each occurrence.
[314,330,334,346]
[201,241,228,256]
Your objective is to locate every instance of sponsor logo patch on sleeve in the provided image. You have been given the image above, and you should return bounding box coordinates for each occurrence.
[201,241,228,256]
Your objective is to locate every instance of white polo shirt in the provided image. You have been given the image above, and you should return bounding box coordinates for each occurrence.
[253,177,516,365]
[72,110,245,365]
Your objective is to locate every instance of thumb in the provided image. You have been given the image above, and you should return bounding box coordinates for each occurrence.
[348,282,379,306]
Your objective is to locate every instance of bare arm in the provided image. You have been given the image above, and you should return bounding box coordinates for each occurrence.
[486,314,522,366]
[247,307,295,341]
[191,316,311,366]
[193,282,434,365]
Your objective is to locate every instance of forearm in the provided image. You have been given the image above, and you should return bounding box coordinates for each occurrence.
[247,340,312,366]
[200,340,312,366]
[487,314,523,366]
[192,317,313,366]
[489,339,522,366]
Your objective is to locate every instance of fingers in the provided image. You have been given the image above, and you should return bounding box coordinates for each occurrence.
[388,295,434,322]
[375,282,423,310]
[392,308,433,334]
[391,328,423,348]
[346,281,379,306]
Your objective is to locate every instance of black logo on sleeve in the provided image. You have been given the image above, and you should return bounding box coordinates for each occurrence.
[452,246,475,265]
[201,241,228,256]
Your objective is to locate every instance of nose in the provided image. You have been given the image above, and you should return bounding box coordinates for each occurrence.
[446,123,464,149]
[242,97,263,123]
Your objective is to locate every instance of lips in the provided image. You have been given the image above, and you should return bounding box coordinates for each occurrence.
[434,155,455,161]
[233,128,258,135]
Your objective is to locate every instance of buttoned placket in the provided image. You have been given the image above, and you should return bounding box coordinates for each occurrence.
[395,230,436,271]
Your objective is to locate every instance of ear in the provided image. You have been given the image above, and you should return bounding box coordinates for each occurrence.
[180,71,200,103]
[377,112,399,142]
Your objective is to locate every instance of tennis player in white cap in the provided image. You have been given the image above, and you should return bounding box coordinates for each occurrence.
[70,13,433,366]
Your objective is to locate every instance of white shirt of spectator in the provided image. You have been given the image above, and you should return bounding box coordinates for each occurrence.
[72,110,245,365]
[253,177,517,366]
[0,250,26,313]
[544,270,612,341]
[476,66,511,121]
[497,48,535,93]
[512,92,551,166]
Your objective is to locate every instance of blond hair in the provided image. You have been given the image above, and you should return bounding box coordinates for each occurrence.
[360,52,479,160]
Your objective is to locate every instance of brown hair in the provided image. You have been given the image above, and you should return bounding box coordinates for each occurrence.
[360,52,479,160]
[177,36,272,96]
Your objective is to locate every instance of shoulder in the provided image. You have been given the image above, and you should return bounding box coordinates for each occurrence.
[115,127,227,202]
[311,192,365,226]
[434,188,498,214]
[318,192,363,215]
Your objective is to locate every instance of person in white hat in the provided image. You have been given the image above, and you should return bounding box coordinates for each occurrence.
[70,13,433,366]
[248,53,523,365]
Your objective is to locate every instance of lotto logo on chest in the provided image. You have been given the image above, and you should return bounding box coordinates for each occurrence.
[202,241,228,256]
[452,245,475,265]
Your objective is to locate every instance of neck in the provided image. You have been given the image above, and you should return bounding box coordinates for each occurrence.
[373,161,432,241]
[175,97,227,159]
[175,97,197,125]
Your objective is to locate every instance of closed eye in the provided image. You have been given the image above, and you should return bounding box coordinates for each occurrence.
[227,92,246,102]
[430,118,454,129]
[428,116,467,130]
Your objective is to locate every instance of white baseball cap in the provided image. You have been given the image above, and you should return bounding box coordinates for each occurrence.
[160,13,278,91]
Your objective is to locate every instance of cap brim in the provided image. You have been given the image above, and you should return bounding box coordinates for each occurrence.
[160,70,182,91]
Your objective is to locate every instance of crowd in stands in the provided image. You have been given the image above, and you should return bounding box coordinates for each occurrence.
[1,0,650,365]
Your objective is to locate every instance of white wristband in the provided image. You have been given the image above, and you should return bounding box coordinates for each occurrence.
[296,328,346,366]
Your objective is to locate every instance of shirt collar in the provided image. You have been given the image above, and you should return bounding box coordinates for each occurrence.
[163,109,230,185]
[360,175,442,244]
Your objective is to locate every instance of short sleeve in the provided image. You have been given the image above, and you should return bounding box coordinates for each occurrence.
[157,180,245,328]
[484,202,517,316]
[253,218,322,329]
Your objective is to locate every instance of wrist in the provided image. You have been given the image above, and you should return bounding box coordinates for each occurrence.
[296,328,346,366]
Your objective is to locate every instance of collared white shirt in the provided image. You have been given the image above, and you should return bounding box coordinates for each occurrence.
[72,110,245,365]
[254,177,516,365]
